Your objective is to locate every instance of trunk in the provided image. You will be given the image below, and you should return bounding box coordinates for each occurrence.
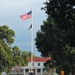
[70,61,74,75]
[69,47,75,75]
[69,54,74,75]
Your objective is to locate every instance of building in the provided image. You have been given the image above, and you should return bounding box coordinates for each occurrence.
[10,57,51,75]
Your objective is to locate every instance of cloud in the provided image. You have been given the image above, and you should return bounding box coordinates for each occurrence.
[0,0,35,9]
[0,0,31,16]
[0,0,44,12]
[0,0,45,15]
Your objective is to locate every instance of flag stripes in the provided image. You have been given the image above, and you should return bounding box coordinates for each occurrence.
[20,10,32,20]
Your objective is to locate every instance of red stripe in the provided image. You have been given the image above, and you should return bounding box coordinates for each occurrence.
[20,14,32,20]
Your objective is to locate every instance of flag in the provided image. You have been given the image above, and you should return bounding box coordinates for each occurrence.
[28,24,32,30]
[20,10,32,20]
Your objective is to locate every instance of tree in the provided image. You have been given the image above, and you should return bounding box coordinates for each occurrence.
[12,46,24,66]
[0,25,15,44]
[35,16,65,73]
[35,0,75,75]
[0,25,15,73]
[28,51,36,57]
[21,51,29,66]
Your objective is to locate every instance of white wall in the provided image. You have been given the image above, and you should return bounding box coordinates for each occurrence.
[27,61,45,68]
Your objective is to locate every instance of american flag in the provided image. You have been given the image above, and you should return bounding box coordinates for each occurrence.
[20,10,32,20]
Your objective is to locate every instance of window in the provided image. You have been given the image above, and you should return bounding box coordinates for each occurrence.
[37,69,40,72]
[32,63,34,66]
[25,69,29,72]
[20,69,23,72]
[38,63,40,66]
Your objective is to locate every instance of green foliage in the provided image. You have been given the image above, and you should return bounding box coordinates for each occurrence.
[12,46,25,66]
[28,51,36,57]
[44,60,56,69]
[21,51,29,66]
[35,0,75,75]
[0,25,15,73]
[0,25,15,44]
[12,47,37,66]
[0,25,38,74]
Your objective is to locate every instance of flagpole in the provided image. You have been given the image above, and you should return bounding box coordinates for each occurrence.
[31,9,33,72]
[20,10,34,72]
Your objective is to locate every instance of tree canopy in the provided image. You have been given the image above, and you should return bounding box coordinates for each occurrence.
[35,0,75,75]
[0,25,37,74]
[0,25,15,72]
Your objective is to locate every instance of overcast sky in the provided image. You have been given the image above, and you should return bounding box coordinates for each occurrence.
[0,0,46,56]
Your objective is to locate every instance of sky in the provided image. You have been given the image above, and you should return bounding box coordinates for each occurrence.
[0,0,46,56]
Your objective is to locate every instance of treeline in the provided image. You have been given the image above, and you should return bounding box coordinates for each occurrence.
[0,25,36,73]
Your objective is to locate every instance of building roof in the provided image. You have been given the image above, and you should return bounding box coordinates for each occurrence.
[28,57,52,62]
